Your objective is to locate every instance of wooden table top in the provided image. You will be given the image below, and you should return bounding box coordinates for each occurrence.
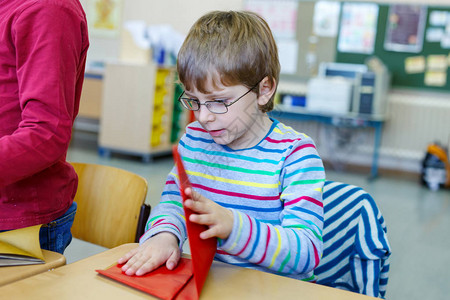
[0,243,376,299]
[0,250,66,287]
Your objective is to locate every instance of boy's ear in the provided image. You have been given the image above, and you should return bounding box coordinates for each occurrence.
[257,77,277,106]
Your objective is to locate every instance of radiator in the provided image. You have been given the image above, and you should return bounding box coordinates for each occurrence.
[382,91,450,160]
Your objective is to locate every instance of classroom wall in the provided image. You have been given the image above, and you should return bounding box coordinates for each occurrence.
[369,0,448,4]
[80,0,450,65]
[80,0,243,62]
[79,0,449,174]
[276,0,450,174]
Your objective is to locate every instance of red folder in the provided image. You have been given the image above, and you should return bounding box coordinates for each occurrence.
[97,145,217,300]
[97,258,194,300]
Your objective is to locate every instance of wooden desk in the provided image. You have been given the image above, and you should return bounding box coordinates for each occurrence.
[271,105,385,180]
[0,250,66,287]
[0,243,375,299]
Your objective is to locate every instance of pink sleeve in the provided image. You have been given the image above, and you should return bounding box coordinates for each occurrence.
[0,3,88,186]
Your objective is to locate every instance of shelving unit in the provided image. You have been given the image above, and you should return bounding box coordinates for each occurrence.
[98,61,185,162]
[74,72,104,133]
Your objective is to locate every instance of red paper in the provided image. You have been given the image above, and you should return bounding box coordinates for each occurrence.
[96,146,217,300]
[172,145,217,298]
[96,258,193,300]
[174,275,197,300]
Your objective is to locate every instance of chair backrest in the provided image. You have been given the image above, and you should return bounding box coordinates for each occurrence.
[314,181,391,298]
[70,162,149,249]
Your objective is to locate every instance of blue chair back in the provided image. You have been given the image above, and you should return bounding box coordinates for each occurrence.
[314,181,391,298]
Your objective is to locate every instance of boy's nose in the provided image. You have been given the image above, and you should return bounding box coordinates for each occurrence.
[196,105,215,123]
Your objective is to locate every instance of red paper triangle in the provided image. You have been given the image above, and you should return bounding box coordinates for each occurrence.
[172,145,217,297]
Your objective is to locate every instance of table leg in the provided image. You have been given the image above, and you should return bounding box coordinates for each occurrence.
[369,121,382,180]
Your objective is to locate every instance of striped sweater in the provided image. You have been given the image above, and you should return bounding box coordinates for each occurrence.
[141,119,326,281]
[315,181,391,297]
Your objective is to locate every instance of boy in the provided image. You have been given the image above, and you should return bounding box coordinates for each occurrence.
[119,10,325,281]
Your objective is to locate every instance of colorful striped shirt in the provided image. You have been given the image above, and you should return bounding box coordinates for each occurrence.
[141,119,326,281]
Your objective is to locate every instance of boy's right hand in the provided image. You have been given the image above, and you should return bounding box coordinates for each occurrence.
[117,232,180,276]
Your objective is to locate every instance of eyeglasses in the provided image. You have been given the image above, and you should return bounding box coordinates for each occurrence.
[177,79,263,114]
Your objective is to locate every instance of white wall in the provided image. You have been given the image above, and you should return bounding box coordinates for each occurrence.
[122,0,243,35]
[80,0,243,63]
[81,0,450,63]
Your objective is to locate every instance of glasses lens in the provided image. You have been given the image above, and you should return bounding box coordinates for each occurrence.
[206,102,227,114]
[180,98,199,111]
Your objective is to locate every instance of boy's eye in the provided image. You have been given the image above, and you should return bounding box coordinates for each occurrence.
[185,98,199,105]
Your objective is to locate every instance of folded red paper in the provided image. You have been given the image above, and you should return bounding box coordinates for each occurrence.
[173,145,217,298]
[97,258,194,300]
[96,146,217,300]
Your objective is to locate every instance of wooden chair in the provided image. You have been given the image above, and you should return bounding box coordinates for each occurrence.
[69,162,151,249]
[314,181,391,298]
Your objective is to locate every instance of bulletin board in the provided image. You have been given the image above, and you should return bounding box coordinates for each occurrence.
[245,0,338,80]
[335,4,450,92]
[244,1,450,92]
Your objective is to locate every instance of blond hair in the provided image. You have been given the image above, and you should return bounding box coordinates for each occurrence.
[177,10,280,112]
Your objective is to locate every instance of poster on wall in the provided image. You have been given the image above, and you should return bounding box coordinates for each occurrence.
[88,0,122,38]
[313,1,341,37]
[426,9,450,49]
[244,0,299,74]
[384,4,427,53]
[244,0,298,39]
[337,2,379,54]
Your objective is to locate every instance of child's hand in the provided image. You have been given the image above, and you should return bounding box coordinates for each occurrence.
[117,232,180,276]
[184,187,234,240]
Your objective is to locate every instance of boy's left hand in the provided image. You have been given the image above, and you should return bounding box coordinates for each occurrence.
[183,187,234,240]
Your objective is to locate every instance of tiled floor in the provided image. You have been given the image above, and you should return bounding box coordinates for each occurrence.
[66,130,450,300]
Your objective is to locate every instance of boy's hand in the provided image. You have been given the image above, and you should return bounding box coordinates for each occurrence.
[117,232,180,276]
[184,187,234,240]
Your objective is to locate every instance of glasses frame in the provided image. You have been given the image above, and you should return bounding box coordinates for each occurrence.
[177,79,263,114]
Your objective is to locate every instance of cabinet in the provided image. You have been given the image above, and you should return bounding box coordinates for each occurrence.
[98,62,185,162]
[73,72,103,133]
[79,73,103,120]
